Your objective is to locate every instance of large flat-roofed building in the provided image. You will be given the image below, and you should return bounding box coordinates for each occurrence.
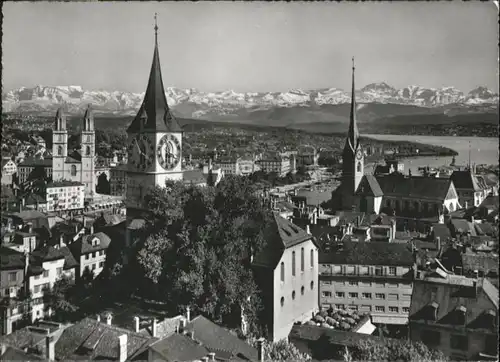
[318,241,415,325]
[46,181,85,212]
[409,269,498,361]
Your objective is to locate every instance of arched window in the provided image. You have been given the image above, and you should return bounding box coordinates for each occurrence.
[292,291,296,300]
[280,297,284,307]
[357,162,362,172]
[310,281,314,290]
[449,203,455,212]
[292,251,296,276]
[301,247,304,272]
[57,146,62,156]
[280,262,285,282]
[86,146,91,156]
[301,286,305,295]
[310,249,314,268]
[71,165,77,176]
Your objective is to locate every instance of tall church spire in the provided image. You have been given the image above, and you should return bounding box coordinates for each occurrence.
[127,13,181,133]
[346,57,359,152]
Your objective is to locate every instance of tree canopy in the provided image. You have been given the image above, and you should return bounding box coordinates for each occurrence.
[132,175,274,333]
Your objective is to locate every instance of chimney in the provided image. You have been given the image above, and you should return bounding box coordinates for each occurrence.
[208,158,213,171]
[118,334,127,362]
[133,316,140,333]
[436,237,441,252]
[28,222,33,234]
[96,314,101,322]
[208,352,216,361]
[106,313,112,325]
[74,224,78,233]
[22,197,26,207]
[465,201,468,209]
[59,235,64,248]
[90,225,94,234]
[188,330,194,339]
[257,338,265,362]
[474,270,479,279]
[45,335,55,361]
[471,216,475,224]
[152,318,157,338]
[306,225,311,235]
[186,306,191,322]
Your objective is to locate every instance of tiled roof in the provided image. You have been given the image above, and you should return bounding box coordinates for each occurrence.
[479,195,499,209]
[376,174,452,201]
[0,325,48,352]
[11,210,47,221]
[253,213,313,268]
[0,246,25,270]
[55,318,155,361]
[462,253,499,276]
[295,188,334,206]
[127,218,146,230]
[182,169,207,185]
[0,345,45,361]
[59,246,79,270]
[71,232,111,255]
[474,222,497,237]
[19,157,52,167]
[140,315,184,339]
[47,180,84,188]
[450,219,477,236]
[334,211,369,227]
[431,223,452,241]
[355,175,383,197]
[149,333,209,361]
[127,37,181,134]
[319,241,414,267]
[450,170,482,191]
[185,315,258,361]
[410,277,498,333]
[289,324,391,347]
[27,245,77,274]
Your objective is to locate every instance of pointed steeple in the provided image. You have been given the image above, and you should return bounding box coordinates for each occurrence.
[55,107,66,131]
[345,57,359,153]
[127,14,182,134]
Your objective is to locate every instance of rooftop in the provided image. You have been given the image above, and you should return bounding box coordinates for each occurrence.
[319,241,415,267]
[47,180,84,188]
[375,174,453,201]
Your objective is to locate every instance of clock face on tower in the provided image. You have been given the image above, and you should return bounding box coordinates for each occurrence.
[157,134,181,170]
[356,149,363,160]
[127,134,155,171]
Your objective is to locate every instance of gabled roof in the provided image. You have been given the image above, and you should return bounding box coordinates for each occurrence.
[0,345,45,361]
[450,170,482,191]
[28,245,78,274]
[19,157,52,167]
[355,175,383,197]
[55,317,155,361]
[450,219,477,236]
[70,232,111,256]
[410,277,498,333]
[319,241,414,267]
[376,174,453,201]
[253,213,314,269]
[0,246,25,270]
[149,333,209,361]
[184,315,258,361]
[479,195,499,210]
[431,223,452,241]
[127,32,181,134]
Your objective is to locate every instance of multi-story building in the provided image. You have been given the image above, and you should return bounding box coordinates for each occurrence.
[1,158,17,176]
[213,156,239,175]
[0,243,77,335]
[46,181,85,212]
[409,268,498,361]
[69,230,111,280]
[17,157,52,185]
[257,154,292,177]
[252,212,319,341]
[318,241,415,325]
[451,169,489,208]
[110,164,127,196]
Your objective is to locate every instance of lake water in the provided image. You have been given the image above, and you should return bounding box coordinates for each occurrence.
[363,134,499,175]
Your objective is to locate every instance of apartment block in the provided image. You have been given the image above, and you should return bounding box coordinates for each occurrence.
[46,181,85,212]
[318,241,415,325]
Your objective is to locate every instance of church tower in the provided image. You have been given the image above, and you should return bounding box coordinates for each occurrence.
[52,108,68,182]
[126,14,183,216]
[341,58,364,210]
[81,105,96,196]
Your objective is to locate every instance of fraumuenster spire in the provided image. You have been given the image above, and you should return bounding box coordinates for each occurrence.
[127,13,182,133]
[345,57,359,153]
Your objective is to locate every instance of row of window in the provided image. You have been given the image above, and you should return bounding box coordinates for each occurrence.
[326,265,400,276]
[84,261,105,271]
[322,291,412,301]
[280,248,314,282]
[332,304,409,314]
[85,250,106,260]
[321,280,411,288]
[280,281,315,307]
[33,282,50,294]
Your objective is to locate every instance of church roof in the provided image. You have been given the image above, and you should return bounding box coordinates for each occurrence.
[127,26,182,134]
[450,170,482,191]
[376,174,453,201]
[355,175,383,197]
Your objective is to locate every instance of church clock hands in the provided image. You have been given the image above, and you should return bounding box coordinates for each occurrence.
[157,134,181,170]
[128,135,154,171]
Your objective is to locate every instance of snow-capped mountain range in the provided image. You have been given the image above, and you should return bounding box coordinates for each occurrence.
[2,83,498,118]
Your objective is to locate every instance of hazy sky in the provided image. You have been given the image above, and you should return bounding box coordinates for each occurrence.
[2,2,498,93]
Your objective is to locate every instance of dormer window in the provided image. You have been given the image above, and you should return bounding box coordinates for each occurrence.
[92,237,100,247]
[456,305,467,325]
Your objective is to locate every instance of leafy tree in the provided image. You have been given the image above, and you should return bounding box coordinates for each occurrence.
[248,338,311,362]
[43,276,79,322]
[347,338,449,362]
[133,176,272,332]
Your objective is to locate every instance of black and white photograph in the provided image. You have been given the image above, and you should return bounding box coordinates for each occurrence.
[0,2,498,361]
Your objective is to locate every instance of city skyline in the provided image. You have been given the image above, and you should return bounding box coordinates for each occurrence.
[2,2,499,93]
